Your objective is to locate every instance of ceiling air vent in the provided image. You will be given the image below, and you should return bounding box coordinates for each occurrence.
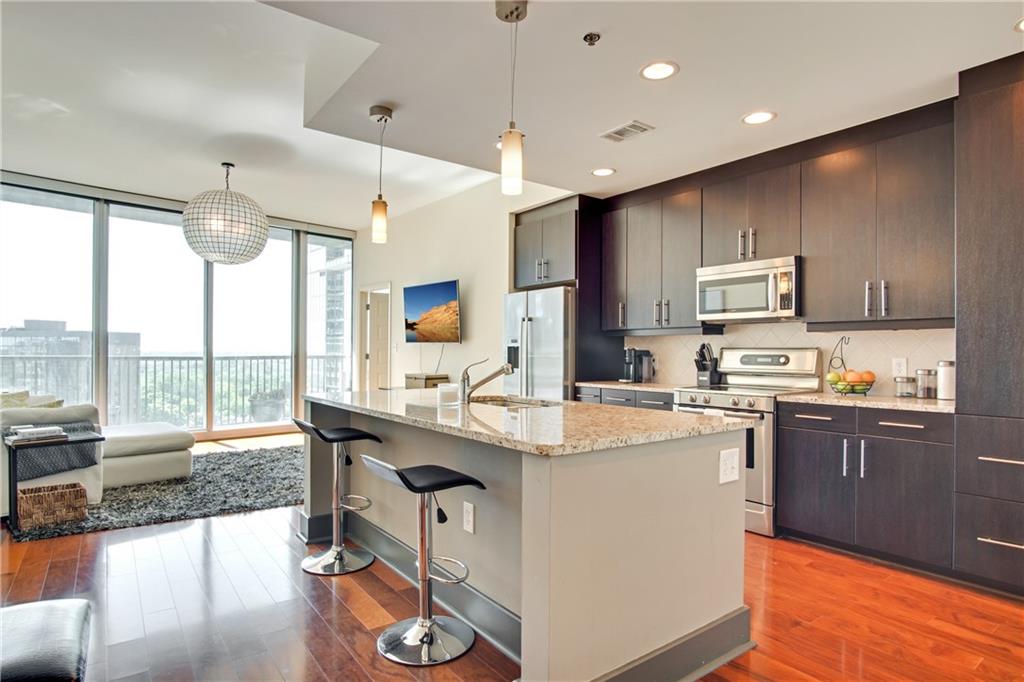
[600,120,655,143]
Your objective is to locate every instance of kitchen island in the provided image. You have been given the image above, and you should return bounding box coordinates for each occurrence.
[301,389,754,681]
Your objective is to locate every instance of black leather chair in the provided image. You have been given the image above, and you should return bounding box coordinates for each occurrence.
[293,418,381,576]
[1,598,91,681]
[360,454,485,667]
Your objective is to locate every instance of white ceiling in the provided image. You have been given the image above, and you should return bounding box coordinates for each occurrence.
[0,1,496,229]
[275,1,1024,198]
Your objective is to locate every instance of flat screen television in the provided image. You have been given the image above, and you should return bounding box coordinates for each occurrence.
[403,279,462,343]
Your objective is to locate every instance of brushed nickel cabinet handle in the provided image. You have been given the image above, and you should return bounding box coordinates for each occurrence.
[877,421,925,430]
[618,301,625,328]
[605,396,630,403]
[842,438,849,477]
[864,280,873,318]
[859,439,866,479]
[880,279,889,317]
[542,258,549,280]
[663,299,670,325]
[640,400,667,406]
[738,230,747,260]
[977,537,1024,551]
[654,299,662,326]
[748,227,756,259]
[794,413,833,421]
[978,456,1024,467]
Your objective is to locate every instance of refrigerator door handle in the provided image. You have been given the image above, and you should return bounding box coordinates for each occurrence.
[520,317,528,396]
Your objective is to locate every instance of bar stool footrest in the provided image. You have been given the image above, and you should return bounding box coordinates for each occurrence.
[427,555,470,584]
[339,494,372,512]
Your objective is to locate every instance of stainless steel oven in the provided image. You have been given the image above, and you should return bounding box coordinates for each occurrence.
[674,402,774,536]
[696,256,799,322]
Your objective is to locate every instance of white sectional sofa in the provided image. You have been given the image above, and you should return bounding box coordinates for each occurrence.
[1,406,195,517]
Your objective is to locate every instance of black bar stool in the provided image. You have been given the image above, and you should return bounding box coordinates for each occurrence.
[293,418,380,576]
[360,454,485,667]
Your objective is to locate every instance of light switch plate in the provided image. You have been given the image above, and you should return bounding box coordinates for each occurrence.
[892,357,908,378]
[462,501,475,534]
[719,448,740,484]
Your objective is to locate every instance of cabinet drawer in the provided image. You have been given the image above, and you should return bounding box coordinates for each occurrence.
[575,386,601,399]
[954,493,1024,591]
[778,403,856,433]
[636,391,673,411]
[857,409,953,444]
[601,388,636,407]
[955,415,1024,503]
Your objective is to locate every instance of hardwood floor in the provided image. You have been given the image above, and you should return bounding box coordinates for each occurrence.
[2,507,1021,681]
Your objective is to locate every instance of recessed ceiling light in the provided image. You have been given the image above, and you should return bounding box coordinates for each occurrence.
[591,168,616,177]
[742,111,777,125]
[1014,17,1024,32]
[495,141,502,150]
[639,61,679,81]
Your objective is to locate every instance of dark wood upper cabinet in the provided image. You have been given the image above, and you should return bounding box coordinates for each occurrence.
[855,436,953,568]
[745,163,801,261]
[541,211,576,284]
[876,123,955,321]
[956,78,1024,419]
[661,190,702,329]
[777,427,855,544]
[801,145,878,324]
[625,200,663,329]
[513,210,577,288]
[513,218,543,289]
[601,208,628,331]
[702,163,800,267]
[701,175,747,266]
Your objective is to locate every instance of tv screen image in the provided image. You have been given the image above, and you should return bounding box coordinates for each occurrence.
[403,280,462,343]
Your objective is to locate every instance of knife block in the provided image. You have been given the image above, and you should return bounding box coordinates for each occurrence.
[696,360,721,387]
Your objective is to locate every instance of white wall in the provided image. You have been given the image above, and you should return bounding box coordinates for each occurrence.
[354,178,569,390]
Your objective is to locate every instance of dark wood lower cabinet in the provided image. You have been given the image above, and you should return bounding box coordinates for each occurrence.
[777,427,855,544]
[953,493,1024,591]
[855,436,953,567]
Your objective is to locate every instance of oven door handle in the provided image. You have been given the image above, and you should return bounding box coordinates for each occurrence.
[675,406,708,415]
[722,411,764,420]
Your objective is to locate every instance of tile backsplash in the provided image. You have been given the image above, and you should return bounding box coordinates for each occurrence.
[627,323,955,395]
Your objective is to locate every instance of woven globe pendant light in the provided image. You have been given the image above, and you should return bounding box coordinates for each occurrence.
[183,162,269,264]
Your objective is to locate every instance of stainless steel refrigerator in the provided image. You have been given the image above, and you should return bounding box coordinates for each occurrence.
[503,286,576,400]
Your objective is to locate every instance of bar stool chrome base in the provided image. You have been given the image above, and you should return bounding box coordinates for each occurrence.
[376,616,475,666]
[301,545,375,576]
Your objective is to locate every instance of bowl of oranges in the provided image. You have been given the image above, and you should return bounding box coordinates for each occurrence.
[825,369,876,395]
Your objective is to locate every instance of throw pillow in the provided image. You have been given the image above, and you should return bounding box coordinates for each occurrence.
[0,390,30,408]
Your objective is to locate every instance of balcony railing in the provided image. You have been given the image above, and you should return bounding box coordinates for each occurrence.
[0,354,347,430]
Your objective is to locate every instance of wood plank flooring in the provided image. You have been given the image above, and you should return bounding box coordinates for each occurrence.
[2,506,1021,681]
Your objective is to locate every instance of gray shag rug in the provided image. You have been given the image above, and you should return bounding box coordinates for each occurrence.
[12,445,303,542]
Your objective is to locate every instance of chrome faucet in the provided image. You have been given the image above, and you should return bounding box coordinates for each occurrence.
[458,358,514,404]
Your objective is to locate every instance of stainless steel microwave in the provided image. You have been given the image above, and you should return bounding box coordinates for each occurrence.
[696,256,799,322]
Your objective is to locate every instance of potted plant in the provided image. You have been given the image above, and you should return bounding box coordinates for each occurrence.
[249,388,287,422]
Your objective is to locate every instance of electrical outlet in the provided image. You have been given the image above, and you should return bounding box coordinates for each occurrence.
[719,448,740,484]
[892,357,908,378]
[462,501,475,534]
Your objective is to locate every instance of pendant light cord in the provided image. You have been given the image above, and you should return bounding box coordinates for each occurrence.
[377,117,388,196]
[509,22,518,123]
[224,164,231,191]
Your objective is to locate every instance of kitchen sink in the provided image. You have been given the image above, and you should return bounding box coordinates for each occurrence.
[470,396,560,408]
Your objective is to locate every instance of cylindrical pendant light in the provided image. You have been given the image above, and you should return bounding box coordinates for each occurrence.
[501,124,524,196]
[497,1,527,196]
[183,162,268,264]
[369,105,393,244]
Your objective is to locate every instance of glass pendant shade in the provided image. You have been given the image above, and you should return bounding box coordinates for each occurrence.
[183,171,268,264]
[371,194,388,244]
[500,126,524,196]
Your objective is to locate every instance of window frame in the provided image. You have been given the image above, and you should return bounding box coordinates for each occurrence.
[1,171,355,439]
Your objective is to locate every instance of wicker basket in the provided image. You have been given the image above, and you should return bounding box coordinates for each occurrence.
[17,483,87,530]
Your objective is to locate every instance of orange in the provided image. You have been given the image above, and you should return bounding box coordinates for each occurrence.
[860,370,876,383]
[844,370,863,383]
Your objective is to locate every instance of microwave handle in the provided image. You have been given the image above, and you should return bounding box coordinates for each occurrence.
[767,272,777,313]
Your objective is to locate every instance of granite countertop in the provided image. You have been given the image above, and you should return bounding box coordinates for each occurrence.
[303,389,750,457]
[777,391,955,414]
[575,380,680,393]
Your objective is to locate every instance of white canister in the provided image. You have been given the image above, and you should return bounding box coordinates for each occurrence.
[937,361,956,401]
[437,383,460,406]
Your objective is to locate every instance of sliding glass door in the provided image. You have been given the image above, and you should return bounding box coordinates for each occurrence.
[213,227,293,427]
[1,180,352,436]
[306,234,353,395]
[107,204,205,428]
[0,186,94,405]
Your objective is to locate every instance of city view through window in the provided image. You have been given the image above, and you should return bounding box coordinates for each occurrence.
[0,185,353,432]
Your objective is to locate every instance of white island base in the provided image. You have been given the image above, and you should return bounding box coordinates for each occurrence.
[302,392,753,681]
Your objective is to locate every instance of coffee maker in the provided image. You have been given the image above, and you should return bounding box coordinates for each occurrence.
[622,347,655,383]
